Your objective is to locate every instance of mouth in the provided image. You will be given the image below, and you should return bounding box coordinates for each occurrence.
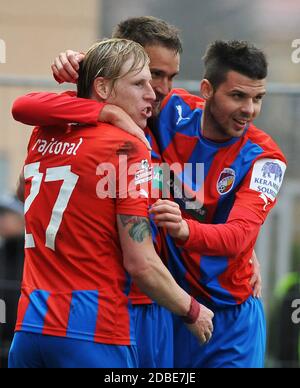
[233,118,249,130]
[141,106,152,119]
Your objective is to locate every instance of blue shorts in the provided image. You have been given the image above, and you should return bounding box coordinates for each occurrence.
[8,332,138,368]
[173,296,266,368]
[134,303,173,368]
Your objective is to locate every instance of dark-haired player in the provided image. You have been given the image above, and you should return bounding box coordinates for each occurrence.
[151,40,286,367]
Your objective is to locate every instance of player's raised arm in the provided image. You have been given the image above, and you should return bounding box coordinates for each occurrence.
[12,93,151,149]
[12,91,103,127]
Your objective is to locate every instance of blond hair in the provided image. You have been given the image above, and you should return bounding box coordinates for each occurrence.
[77,38,149,98]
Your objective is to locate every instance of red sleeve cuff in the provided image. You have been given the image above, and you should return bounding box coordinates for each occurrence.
[174,219,201,250]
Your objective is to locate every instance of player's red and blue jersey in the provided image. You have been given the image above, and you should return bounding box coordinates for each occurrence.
[157,89,287,308]
[15,123,152,345]
[12,92,164,306]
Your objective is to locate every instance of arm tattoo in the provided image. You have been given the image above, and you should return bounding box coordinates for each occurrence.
[120,215,151,243]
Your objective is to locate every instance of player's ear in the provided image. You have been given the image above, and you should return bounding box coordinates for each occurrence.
[200,79,214,100]
[93,77,111,100]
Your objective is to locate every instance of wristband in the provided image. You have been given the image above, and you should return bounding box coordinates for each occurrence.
[181,297,200,324]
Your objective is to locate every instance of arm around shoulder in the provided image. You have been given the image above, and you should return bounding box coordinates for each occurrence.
[12,91,102,126]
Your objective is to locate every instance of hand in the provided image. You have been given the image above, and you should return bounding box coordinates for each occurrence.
[51,50,85,84]
[99,104,152,151]
[150,199,189,241]
[249,250,262,298]
[186,303,214,345]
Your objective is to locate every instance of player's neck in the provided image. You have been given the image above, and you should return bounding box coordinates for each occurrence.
[201,110,232,143]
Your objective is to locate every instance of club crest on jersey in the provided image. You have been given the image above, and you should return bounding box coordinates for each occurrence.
[217,168,236,195]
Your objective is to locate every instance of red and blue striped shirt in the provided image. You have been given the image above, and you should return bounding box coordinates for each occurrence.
[157,89,287,307]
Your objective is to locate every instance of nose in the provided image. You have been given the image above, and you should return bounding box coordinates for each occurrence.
[145,83,156,102]
[155,78,171,97]
[241,99,255,117]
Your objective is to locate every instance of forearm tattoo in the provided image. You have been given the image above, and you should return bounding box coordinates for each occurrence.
[120,215,151,243]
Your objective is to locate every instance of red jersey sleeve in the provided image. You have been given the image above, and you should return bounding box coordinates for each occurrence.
[108,138,152,217]
[12,91,104,127]
[178,156,287,257]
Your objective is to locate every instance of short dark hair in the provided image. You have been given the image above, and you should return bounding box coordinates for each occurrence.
[203,40,268,89]
[112,16,183,54]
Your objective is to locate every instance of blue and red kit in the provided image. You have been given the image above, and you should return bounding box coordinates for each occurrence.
[158,89,287,307]
[12,88,287,367]
[156,89,287,367]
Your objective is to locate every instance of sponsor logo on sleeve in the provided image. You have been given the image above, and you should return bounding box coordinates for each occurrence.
[135,159,153,185]
[217,168,236,195]
[250,158,286,201]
